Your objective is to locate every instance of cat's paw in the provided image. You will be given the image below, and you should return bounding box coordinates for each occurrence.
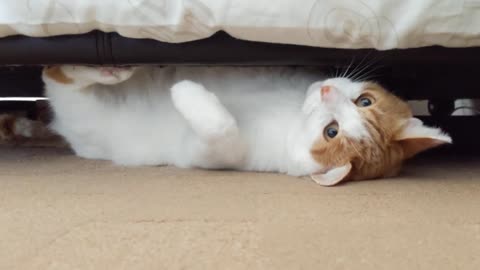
[0,114,34,141]
[171,80,211,103]
[59,66,135,85]
[96,67,135,84]
[171,80,238,140]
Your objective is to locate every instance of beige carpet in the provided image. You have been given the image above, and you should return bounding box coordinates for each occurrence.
[0,145,479,270]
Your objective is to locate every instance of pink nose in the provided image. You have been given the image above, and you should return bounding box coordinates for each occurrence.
[321,86,333,97]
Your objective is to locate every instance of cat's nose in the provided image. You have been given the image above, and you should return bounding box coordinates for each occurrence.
[321,86,331,96]
[320,85,345,104]
[321,85,335,98]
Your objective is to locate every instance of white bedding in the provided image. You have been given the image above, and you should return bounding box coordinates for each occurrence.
[0,0,479,50]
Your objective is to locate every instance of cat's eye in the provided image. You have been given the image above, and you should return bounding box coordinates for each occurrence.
[324,122,339,140]
[355,95,374,107]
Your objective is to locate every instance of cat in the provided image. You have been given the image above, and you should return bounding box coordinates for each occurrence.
[6,65,449,186]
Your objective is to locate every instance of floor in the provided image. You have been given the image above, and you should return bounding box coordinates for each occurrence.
[0,145,479,270]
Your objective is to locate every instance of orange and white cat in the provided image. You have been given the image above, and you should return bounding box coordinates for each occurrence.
[3,65,451,186]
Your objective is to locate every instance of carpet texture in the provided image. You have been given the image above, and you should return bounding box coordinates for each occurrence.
[1,145,479,270]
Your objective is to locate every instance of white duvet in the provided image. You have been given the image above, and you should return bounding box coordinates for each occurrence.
[0,0,479,50]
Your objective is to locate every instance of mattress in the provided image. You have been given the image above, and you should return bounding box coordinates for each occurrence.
[0,0,479,50]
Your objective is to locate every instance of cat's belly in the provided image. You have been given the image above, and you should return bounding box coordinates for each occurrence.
[54,112,316,176]
[51,102,187,166]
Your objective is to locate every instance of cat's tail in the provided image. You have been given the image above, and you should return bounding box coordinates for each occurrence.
[0,114,58,142]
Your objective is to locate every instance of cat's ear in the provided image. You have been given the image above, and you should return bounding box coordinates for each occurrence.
[396,118,452,159]
[310,162,352,186]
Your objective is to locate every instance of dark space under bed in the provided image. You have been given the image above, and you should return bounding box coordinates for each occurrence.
[0,31,479,154]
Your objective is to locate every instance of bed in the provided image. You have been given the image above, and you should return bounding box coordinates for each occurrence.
[0,0,479,49]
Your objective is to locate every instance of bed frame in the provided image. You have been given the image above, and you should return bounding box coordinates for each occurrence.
[0,31,478,153]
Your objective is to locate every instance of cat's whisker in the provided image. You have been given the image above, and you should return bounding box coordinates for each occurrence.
[350,54,384,82]
[357,51,383,77]
[334,66,340,78]
[345,59,361,80]
[326,66,339,78]
[349,141,365,162]
[344,57,362,79]
[354,64,386,82]
[357,73,382,82]
[350,58,378,81]
[346,51,373,80]
[341,57,356,78]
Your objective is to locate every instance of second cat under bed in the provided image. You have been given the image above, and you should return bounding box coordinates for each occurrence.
[0,65,451,186]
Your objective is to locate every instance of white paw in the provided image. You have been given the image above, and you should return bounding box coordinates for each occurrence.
[61,66,135,85]
[171,80,209,101]
[171,80,238,140]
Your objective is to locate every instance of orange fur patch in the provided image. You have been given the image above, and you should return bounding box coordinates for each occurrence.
[311,83,413,181]
[44,66,73,84]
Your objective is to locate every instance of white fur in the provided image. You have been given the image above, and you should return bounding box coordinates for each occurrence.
[44,66,375,176]
[14,118,33,137]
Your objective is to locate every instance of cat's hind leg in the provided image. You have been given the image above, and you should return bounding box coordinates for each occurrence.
[171,80,246,169]
[44,65,136,117]
[43,65,135,89]
[42,66,135,160]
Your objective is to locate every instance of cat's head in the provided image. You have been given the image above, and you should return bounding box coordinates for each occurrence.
[303,78,451,186]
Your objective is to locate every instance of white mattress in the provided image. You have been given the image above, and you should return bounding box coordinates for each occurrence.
[0,0,479,50]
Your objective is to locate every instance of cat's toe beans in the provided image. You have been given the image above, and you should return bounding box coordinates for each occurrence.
[99,68,116,77]
[53,66,134,85]
[95,67,134,84]
[99,67,131,76]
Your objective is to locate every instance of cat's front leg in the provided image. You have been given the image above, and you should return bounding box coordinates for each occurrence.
[171,80,239,141]
[43,65,135,88]
[171,80,246,169]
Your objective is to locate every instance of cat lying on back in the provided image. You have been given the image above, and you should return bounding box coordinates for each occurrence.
[2,65,451,186]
